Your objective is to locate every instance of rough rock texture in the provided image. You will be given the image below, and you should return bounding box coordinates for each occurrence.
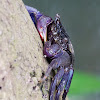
[0,0,49,100]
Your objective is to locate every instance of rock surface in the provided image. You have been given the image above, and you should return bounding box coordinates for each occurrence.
[0,0,48,100]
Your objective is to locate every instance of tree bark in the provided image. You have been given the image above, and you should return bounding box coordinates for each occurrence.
[0,0,48,100]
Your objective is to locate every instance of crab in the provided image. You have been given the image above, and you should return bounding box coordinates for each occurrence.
[26,5,75,100]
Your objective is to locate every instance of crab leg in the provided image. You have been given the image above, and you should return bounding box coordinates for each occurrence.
[25,5,43,27]
[25,5,42,21]
[40,57,63,83]
[55,68,69,100]
[41,41,70,82]
[62,67,74,100]
[55,67,74,100]
[49,67,64,100]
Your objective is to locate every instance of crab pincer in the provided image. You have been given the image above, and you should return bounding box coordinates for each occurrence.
[26,5,53,42]
[26,5,75,100]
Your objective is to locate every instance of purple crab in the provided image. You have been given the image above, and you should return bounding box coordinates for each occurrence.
[26,5,75,100]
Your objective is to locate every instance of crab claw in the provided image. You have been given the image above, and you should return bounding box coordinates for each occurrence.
[25,5,53,42]
[37,15,53,42]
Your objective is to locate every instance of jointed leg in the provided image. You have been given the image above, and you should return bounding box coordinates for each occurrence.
[55,68,69,100]
[49,67,64,100]
[62,67,74,100]
[40,58,62,83]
